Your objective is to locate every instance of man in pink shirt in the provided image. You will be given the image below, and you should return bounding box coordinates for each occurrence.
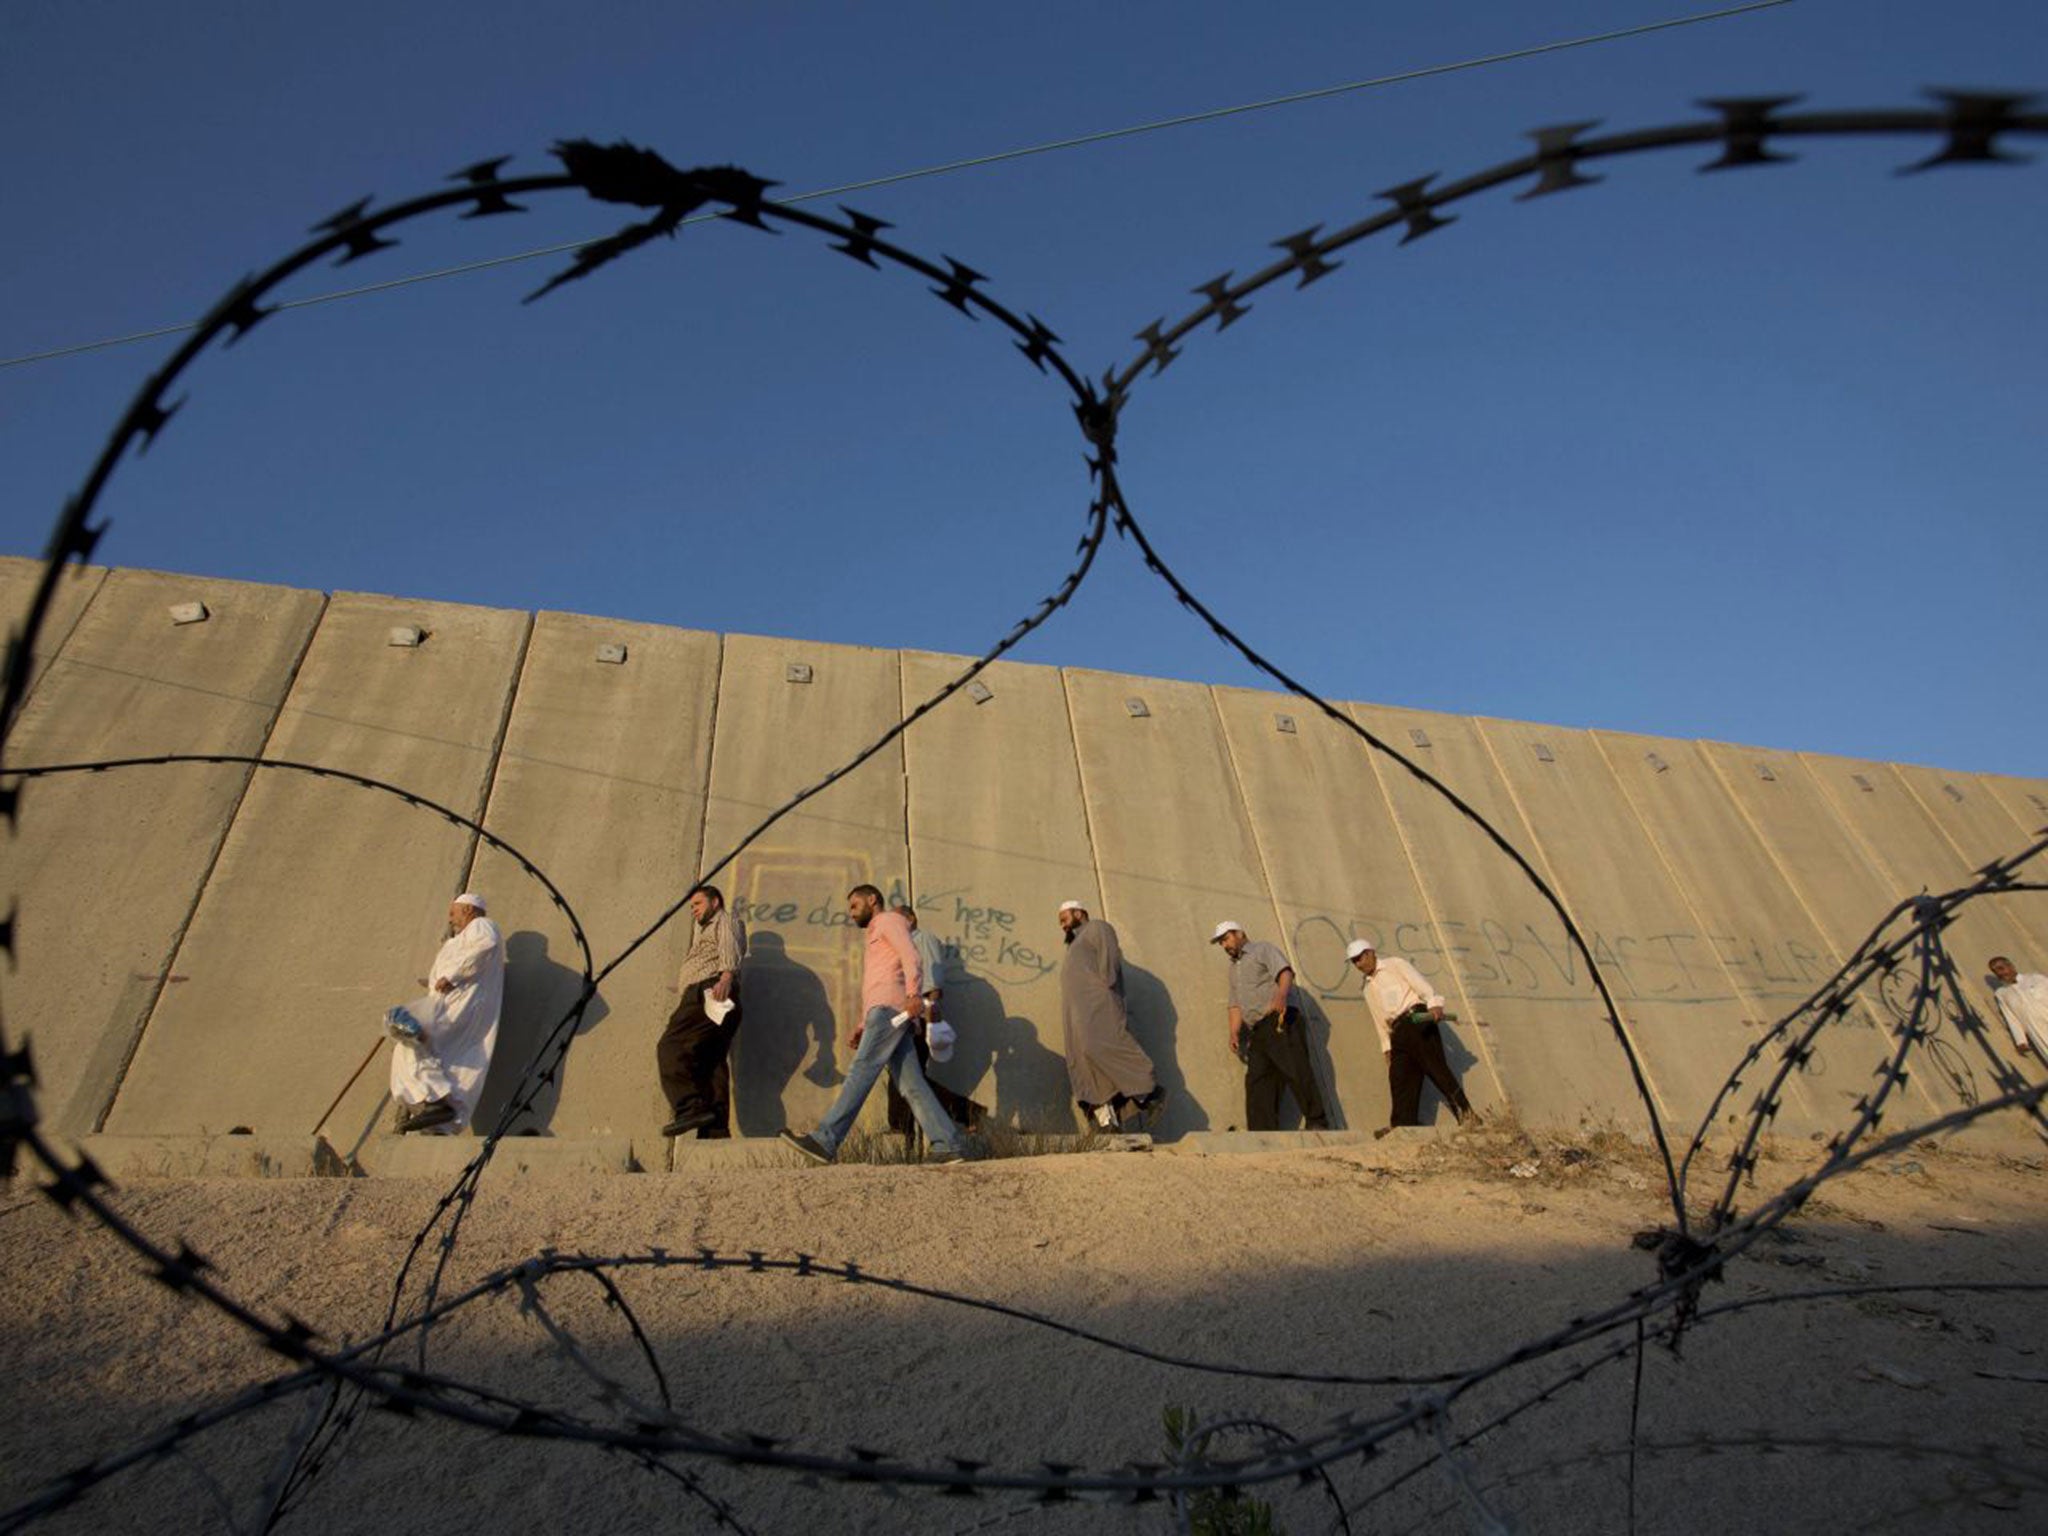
[781,884,968,1164]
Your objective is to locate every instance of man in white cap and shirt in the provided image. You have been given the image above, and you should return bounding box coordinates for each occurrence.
[1058,900,1167,1132]
[1212,921,1329,1131]
[1347,938,1474,1127]
[1988,955,2048,1060]
[392,893,506,1134]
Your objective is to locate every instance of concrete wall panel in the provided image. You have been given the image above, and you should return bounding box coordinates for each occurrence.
[1891,764,2048,955]
[1592,731,1881,1136]
[1977,773,2048,955]
[102,592,528,1138]
[1064,668,1275,1133]
[1348,702,1651,1132]
[1473,716,1761,1138]
[1214,689,1490,1130]
[463,612,722,1148]
[699,635,908,1138]
[3,569,324,1133]
[0,555,108,706]
[901,653,1097,1129]
[1798,752,2039,1134]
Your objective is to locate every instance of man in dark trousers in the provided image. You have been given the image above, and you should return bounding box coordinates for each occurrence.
[1348,938,1474,1127]
[1211,920,1329,1131]
[656,885,745,1137]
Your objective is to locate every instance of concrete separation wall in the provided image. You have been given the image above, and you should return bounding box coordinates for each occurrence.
[101,590,529,1141]
[2,556,2040,1163]
[702,633,909,1142]
[1351,703,1653,1135]
[464,610,722,1150]
[901,651,1094,1128]
[2,569,324,1134]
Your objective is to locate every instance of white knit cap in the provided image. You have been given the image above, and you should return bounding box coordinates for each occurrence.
[1058,900,1087,914]
[454,893,487,913]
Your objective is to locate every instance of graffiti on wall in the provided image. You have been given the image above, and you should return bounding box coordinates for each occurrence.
[1289,908,1843,1013]
[731,853,1060,993]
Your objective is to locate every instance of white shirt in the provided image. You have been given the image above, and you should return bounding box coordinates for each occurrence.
[1360,955,1444,1055]
[1993,972,2048,1057]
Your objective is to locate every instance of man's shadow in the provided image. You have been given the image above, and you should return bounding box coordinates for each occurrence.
[473,930,610,1135]
[935,971,1067,1131]
[1122,960,1208,1138]
[1417,1019,1481,1126]
[1275,992,1346,1131]
[730,930,838,1135]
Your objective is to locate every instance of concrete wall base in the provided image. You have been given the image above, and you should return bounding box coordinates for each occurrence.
[78,1134,344,1180]
[343,1135,638,1178]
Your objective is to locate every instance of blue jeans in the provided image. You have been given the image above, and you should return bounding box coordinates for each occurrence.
[812,1006,963,1157]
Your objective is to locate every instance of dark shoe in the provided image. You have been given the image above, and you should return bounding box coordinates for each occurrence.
[1137,1086,1169,1131]
[779,1129,832,1165]
[662,1109,718,1138]
[399,1099,456,1134]
[926,1145,966,1165]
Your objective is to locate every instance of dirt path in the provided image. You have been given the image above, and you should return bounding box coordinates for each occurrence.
[3,1126,2043,1534]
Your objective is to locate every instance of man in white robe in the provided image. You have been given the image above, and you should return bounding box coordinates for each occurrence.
[1988,956,2048,1060]
[392,893,506,1133]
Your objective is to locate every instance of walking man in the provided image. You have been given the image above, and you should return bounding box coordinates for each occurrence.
[782,885,968,1165]
[1989,955,2048,1059]
[1348,938,1474,1127]
[657,885,746,1137]
[392,894,505,1134]
[1211,921,1329,1131]
[1058,900,1167,1132]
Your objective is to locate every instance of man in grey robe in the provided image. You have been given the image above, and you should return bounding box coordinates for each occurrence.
[1057,900,1167,1132]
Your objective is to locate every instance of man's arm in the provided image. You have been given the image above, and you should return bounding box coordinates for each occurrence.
[709,911,742,1002]
[1390,955,1445,1022]
[1271,965,1295,1021]
[882,915,926,1018]
[1228,1002,1245,1053]
[433,923,496,993]
[1095,922,1122,986]
[1995,992,2032,1053]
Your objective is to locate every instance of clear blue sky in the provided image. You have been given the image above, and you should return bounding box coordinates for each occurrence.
[4,2,2042,775]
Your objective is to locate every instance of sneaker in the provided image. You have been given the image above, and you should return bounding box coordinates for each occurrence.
[399,1098,457,1134]
[661,1108,718,1138]
[779,1129,833,1165]
[926,1145,967,1165]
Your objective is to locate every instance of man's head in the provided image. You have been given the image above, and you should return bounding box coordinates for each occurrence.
[847,884,885,929]
[891,899,919,931]
[1210,921,1247,959]
[1990,955,2018,985]
[1346,937,1378,978]
[689,886,725,925]
[448,893,486,934]
[1057,900,1089,939]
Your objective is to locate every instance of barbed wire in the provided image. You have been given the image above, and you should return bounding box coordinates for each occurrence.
[3,92,2046,1534]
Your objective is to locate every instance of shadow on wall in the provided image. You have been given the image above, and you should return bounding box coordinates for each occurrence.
[1287,991,1347,1133]
[474,930,609,1134]
[1124,960,1209,1138]
[1423,1021,1481,1127]
[731,930,839,1136]
[934,970,1070,1131]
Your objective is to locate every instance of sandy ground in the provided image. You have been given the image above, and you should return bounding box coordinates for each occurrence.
[2,1124,2044,1536]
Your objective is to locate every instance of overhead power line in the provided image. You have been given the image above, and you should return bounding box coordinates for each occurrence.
[1,0,1793,372]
